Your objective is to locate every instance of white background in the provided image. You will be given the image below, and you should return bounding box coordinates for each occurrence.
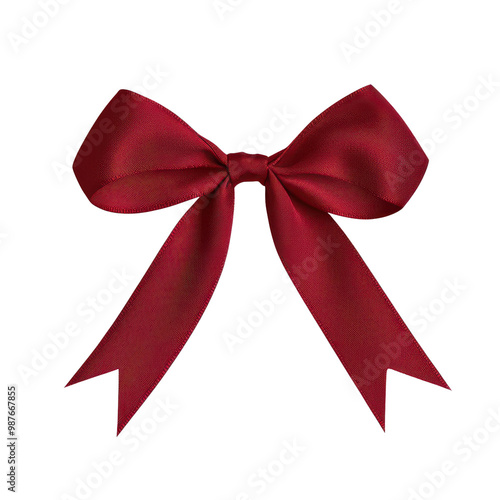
[2,0,500,499]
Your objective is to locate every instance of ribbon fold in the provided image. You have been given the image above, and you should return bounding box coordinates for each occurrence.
[67,85,449,434]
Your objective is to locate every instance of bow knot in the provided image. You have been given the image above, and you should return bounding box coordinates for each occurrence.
[227,152,269,186]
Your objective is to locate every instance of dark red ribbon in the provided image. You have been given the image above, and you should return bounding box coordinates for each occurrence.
[67,85,449,434]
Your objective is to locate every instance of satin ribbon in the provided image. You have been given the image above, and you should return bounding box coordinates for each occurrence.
[67,85,449,434]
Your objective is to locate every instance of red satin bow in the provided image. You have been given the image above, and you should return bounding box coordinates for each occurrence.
[67,85,449,434]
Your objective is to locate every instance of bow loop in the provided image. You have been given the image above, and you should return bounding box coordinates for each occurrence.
[74,89,228,213]
[270,85,428,219]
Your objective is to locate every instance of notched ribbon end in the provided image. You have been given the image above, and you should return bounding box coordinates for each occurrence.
[66,366,138,436]
[370,365,451,432]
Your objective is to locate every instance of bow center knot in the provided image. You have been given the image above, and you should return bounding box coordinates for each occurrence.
[227,152,269,186]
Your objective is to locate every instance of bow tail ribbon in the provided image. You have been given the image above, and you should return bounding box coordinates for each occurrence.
[266,172,449,429]
[67,180,234,433]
